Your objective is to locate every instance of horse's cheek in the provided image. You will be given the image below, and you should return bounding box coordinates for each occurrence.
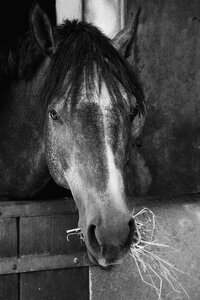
[44,121,73,188]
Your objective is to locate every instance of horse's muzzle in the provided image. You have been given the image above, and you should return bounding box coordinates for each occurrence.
[86,217,136,267]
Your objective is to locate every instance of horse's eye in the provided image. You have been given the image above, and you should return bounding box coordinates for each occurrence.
[50,109,59,121]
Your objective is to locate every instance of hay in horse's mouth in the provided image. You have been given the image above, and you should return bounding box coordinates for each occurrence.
[66,228,121,267]
[66,228,84,242]
[66,208,189,299]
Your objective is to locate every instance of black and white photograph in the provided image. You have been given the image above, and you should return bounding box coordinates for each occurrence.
[0,0,200,299]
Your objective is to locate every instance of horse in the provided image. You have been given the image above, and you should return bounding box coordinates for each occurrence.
[0,2,146,267]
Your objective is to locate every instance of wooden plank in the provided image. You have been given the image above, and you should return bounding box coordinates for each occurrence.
[0,274,18,300]
[126,0,200,196]
[0,198,77,219]
[0,218,17,258]
[0,218,19,298]
[19,215,85,256]
[18,208,90,299]
[20,268,89,300]
[20,216,56,256]
[1,194,198,219]
[0,253,92,275]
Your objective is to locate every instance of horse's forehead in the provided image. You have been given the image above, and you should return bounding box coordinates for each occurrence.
[95,83,112,108]
[71,83,128,145]
[75,82,128,122]
[85,82,126,107]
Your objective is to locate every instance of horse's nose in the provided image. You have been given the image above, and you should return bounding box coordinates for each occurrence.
[87,215,136,264]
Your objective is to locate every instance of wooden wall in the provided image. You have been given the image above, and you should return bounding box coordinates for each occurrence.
[1,196,200,300]
[126,0,200,196]
[0,199,89,300]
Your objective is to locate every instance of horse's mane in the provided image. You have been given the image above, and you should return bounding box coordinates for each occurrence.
[0,38,21,92]
[0,20,145,114]
[0,34,43,89]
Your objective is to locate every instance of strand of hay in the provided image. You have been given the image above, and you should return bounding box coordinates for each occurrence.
[66,228,85,242]
[66,208,189,299]
[131,207,190,300]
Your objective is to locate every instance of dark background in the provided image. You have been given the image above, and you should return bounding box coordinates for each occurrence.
[0,0,56,46]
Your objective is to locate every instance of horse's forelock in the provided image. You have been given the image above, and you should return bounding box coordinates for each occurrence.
[41,20,145,116]
[1,19,145,118]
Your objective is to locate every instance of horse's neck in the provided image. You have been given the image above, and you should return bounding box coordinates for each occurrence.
[0,38,21,82]
[0,71,50,199]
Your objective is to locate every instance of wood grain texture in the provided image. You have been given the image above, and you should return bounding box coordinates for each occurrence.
[0,198,77,219]
[0,199,89,299]
[0,218,17,258]
[19,214,85,256]
[126,0,200,196]
[0,274,18,300]
[0,253,91,275]
[20,268,89,300]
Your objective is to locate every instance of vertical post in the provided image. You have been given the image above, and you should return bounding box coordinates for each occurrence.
[55,0,125,36]
[120,0,125,29]
[56,0,83,24]
[83,0,124,38]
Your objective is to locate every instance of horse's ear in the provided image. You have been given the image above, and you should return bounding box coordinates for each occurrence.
[112,7,141,59]
[29,2,55,56]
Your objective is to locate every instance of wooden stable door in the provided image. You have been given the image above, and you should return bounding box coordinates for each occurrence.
[0,199,89,300]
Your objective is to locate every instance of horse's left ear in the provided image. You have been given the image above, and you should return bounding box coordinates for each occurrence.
[112,7,141,59]
[29,1,55,56]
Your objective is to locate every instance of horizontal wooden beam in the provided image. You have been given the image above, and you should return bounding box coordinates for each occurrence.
[0,194,199,218]
[0,197,77,218]
[0,252,94,274]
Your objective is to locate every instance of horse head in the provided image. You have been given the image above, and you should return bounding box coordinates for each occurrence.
[30,2,145,267]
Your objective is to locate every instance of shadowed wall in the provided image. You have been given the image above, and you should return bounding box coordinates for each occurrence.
[127,0,200,196]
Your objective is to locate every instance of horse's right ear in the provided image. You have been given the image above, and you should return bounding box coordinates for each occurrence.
[112,7,141,59]
[29,2,55,56]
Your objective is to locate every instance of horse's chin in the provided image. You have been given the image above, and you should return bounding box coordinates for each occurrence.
[87,249,123,269]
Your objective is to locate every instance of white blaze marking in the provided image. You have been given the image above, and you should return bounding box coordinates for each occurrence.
[64,82,126,209]
[106,143,124,204]
[99,84,125,208]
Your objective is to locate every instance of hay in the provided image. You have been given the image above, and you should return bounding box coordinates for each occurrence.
[66,228,85,242]
[66,208,189,299]
[130,207,190,300]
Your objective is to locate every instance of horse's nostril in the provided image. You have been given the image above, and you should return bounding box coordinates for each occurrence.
[87,224,100,254]
[129,218,136,233]
[87,217,137,262]
[126,218,137,247]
